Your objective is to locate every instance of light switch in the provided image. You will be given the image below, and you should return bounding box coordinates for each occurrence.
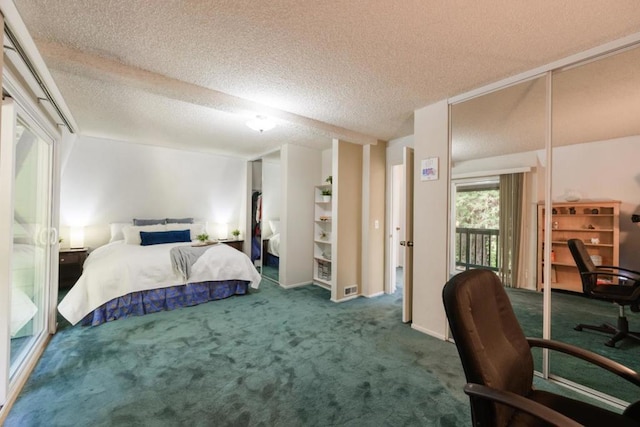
[374,220,379,229]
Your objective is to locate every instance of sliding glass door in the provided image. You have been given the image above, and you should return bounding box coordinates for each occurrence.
[0,98,55,405]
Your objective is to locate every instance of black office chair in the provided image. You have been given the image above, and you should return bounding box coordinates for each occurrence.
[443,269,640,427]
[567,238,640,348]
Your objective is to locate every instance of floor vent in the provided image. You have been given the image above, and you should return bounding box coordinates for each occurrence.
[345,286,358,296]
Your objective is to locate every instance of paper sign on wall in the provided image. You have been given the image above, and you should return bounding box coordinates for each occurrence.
[420,157,439,181]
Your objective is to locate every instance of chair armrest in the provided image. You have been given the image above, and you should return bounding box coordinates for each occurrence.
[580,265,640,282]
[464,383,583,427]
[527,337,640,387]
[598,265,640,277]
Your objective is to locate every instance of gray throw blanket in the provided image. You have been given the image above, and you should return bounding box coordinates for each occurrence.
[170,244,217,280]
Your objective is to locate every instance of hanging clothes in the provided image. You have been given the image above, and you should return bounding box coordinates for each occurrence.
[251,191,262,261]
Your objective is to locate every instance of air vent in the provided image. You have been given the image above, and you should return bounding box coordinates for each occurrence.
[344,286,358,296]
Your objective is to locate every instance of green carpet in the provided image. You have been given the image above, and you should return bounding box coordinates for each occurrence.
[508,287,640,404]
[262,265,279,283]
[5,280,471,426]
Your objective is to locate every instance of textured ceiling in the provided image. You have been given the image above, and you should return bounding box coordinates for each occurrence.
[12,1,640,157]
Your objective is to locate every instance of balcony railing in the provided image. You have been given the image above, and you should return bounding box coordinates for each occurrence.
[455,227,499,271]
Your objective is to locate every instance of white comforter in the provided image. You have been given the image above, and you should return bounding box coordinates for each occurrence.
[58,241,261,325]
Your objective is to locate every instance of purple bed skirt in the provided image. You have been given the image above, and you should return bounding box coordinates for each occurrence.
[80,280,250,326]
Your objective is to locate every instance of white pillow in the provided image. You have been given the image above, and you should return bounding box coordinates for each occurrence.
[122,224,167,245]
[166,222,205,241]
[269,220,280,235]
[109,222,132,243]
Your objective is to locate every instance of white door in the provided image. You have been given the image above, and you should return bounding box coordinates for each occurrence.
[401,147,414,323]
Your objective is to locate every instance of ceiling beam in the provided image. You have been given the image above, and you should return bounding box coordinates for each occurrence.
[36,40,379,146]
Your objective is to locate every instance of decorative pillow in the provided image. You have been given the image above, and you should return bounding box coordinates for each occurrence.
[123,224,166,245]
[133,218,167,226]
[109,222,132,243]
[166,217,194,224]
[166,222,205,240]
[269,220,280,235]
[140,230,191,246]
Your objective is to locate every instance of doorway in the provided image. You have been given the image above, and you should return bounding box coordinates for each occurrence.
[387,146,414,323]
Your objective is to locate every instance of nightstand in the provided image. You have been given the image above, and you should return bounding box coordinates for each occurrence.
[59,248,88,288]
[220,239,244,252]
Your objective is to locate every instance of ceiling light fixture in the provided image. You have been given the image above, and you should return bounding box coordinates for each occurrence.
[246,115,276,133]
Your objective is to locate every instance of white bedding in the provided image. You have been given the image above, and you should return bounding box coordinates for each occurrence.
[58,241,261,325]
[267,233,280,257]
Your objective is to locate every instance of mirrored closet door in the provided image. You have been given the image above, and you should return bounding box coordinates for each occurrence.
[549,42,640,405]
[260,151,281,284]
[449,75,547,371]
[248,160,263,272]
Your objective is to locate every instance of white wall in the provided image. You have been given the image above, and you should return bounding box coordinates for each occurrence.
[59,136,247,248]
[412,100,449,339]
[552,136,640,269]
[280,143,321,287]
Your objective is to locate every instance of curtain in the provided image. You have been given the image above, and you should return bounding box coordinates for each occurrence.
[499,173,523,287]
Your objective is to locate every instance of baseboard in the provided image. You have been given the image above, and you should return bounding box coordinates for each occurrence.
[363,291,384,298]
[279,281,312,289]
[411,323,446,341]
[331,294,359,303]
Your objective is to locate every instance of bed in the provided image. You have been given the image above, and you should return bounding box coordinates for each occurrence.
[58,222,261,326]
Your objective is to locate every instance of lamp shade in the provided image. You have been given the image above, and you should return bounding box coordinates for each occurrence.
[70,226,85,248]
[216,223,229,240]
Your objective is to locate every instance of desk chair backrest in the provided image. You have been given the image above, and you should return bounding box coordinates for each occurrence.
[567,239,598,294]
[443,269,534,427]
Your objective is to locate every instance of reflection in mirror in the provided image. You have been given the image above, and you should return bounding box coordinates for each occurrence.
[250,159,262,273]
[550,43,640,404]
[261,151,281,284]
[450,76,547,372]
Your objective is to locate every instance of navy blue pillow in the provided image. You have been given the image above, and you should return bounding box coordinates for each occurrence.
[140,230,191,246]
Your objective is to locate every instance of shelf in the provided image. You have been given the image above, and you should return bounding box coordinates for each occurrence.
[314,255,332,263]
[551,262,577,267]
[551,241,614,247]
[551,214,614,217]
[313,277,332,289]
[537,201,620,293]
[314,239,331,245]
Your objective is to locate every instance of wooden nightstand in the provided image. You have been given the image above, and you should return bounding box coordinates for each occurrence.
[59,248,88,288]
[220,239,244,251]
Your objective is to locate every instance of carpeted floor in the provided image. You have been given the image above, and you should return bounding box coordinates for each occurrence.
[262,265,279,283]
[508,286,640,404]
[5,280,471,426]
[6,273,635,426]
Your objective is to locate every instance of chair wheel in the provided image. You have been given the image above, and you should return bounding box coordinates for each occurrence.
[574,326,583,331]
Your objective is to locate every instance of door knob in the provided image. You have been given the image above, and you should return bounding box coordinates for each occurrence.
[407,241,414,247]
[400,241,406,246]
